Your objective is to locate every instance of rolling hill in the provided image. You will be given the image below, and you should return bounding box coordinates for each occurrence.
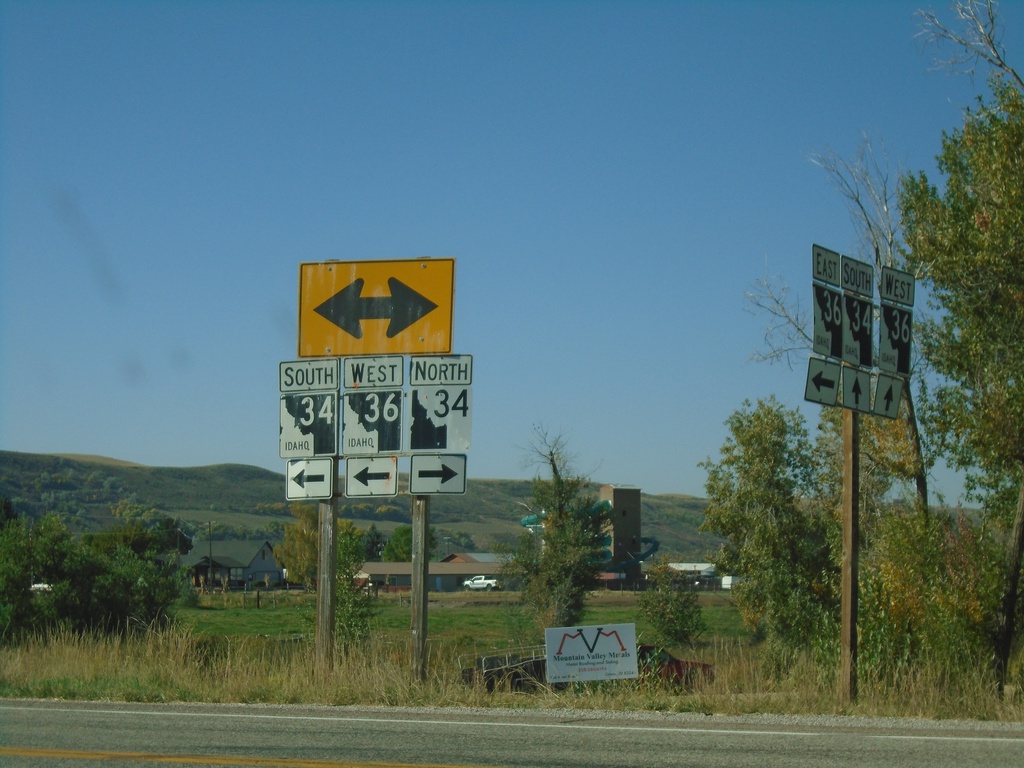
[0,450,721,560]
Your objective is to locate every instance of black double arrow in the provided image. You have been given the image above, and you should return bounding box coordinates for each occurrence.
[314,277,438,339]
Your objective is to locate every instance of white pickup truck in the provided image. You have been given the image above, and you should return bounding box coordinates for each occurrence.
[462,575,500,591]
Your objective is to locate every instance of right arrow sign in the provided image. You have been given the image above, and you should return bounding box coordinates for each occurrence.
[409,454,467,495]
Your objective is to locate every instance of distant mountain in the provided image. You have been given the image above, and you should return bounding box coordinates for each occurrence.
[0,450,721,559]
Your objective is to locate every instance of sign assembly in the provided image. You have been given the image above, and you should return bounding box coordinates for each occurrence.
[343,355,404,389]
[409,454,467,495]
[280,359,340,392]
[279,392,337,458]
[345,456,399,498]
[283,258,474,499]
[298,259,455,357]
[879,305,913,376]
[841,293,873,368]
[873,374,904,420]
[342,389,404,455]
[805,246,913,420]
[812,283,843,359]
[804,358,841,407]
[407,354,473,453]
[285,458,333,500]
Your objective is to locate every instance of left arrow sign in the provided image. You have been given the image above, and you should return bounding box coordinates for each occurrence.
[345,457,398,498]
[804,358,841,407]
[285,458,333,501]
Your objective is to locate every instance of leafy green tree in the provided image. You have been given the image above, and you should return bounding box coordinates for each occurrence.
[450,528,477,552]
[149,515,193,555]
[0,517,33,638]
[700,398,838,664]
[274,503,319,590]
[84,522,160,558]
[381,524,437,562]
[637,558,706,650]
[110,498,160,525]
[335,520,378,649]
[362,523,387,561]
[0,514,181,638]
[900,76,1024,690]
[502,427,610,634]
[0,496,16,528]
[858,507,1001,678]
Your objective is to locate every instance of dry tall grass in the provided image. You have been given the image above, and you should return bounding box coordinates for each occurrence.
[2,627,1021,720]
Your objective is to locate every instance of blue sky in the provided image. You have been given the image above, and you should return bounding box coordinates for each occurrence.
[2,1,1018,501]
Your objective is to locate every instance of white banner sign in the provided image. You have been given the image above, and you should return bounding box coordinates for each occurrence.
[544,623,638,683]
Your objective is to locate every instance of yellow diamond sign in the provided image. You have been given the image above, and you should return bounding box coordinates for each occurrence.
[298,259,454,357]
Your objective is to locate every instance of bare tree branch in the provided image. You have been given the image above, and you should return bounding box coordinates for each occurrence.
[811,137,904,273]
[745,274,812,369]
[917,0,1024,92]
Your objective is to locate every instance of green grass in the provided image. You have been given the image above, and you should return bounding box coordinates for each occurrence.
[171,590,313,637]
[6,590,1022,720]
[170,591,747,653]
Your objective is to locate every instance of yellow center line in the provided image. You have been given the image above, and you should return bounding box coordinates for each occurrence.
[0,747,500,768]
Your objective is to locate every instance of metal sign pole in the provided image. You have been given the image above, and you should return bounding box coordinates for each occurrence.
[841,408,859,703]
[411,494,430,682]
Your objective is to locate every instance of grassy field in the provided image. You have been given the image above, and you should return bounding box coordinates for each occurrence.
[3,589,1022,721]
[169,590,747,652]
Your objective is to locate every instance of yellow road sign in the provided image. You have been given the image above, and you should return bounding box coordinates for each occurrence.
[298,259,454,357]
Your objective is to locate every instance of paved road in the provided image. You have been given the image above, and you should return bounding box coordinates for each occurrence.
[2,699,1023,767]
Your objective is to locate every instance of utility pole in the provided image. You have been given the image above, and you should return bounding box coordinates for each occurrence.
[314,466,338,679]
[208,521,213,588]
[841,409,860,704]
[411,494,430,682]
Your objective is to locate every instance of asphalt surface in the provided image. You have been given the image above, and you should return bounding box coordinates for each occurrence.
[2,699,1024,767]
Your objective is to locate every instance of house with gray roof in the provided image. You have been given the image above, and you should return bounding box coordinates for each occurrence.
[181,540,283,590]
